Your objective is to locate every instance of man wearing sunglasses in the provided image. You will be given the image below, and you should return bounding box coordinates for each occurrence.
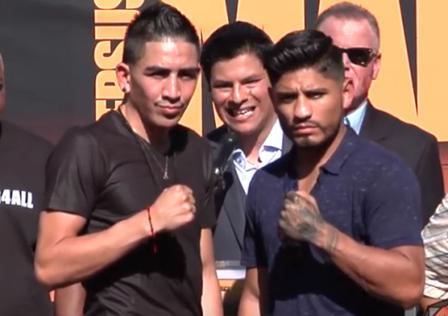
[316,2,444,226]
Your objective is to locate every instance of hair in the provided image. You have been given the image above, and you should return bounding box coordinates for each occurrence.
[266,29,344,86]
[200,21,273,83]
[315,2,380,46]
[123,2,200,65]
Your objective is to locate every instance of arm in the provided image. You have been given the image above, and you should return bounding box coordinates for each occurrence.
[54,283,85,316]
[279,191,424,308]
[238,268,268,316]
[200,228,223,316]
[35,185,196,288]
[415,138,444,224]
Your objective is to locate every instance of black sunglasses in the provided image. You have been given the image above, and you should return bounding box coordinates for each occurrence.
[337,47,377,67]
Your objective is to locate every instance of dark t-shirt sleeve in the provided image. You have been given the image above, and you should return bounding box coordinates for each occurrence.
[241,173,267,268]
[364,159,423,248]
[198,141,216,229]
[45,128,104,217]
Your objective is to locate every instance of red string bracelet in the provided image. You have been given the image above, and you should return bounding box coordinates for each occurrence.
[146,206,158,254]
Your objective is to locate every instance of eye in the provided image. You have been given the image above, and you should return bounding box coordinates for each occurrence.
[179,69,199,81]
[211,82,232,90]
[275,93,297,104]
[146,70,169,79]
[243,78,262,88]
[305,91,325,100]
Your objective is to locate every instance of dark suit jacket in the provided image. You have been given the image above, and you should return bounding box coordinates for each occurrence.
[360,102,444,225]
[207,125,291,265]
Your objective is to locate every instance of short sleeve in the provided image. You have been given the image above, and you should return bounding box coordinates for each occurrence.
[45,128,105,218]
[241,174,267,268]
[364,160,423,248]
[198,142,216,229]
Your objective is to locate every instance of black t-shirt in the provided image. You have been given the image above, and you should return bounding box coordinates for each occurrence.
[45,111,216,316]
[0,121,53,316]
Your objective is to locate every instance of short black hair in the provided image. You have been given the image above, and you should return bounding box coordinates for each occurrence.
[266,29,344,86]
[200,21,273,83]
[123,2,200,65]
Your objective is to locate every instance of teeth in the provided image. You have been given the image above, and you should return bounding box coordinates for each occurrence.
[237,108,250,115]
[230,107,254,117]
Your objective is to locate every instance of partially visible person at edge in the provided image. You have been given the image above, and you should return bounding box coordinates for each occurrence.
[34,3,222,316]
[201,21,290,270]
[316,1,444,225]
[0,53,53,315]
[421,194,448,311]
[238,29,424,316]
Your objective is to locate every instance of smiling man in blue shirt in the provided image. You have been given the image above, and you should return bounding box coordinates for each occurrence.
[238,29,424,316]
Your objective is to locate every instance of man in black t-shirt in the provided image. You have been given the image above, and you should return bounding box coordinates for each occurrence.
[0,54,53,315]
[35,4,222,316]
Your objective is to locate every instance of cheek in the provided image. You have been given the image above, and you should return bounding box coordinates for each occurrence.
[211,91,228,108]
[181,81,198,100]
[275,105,292,123]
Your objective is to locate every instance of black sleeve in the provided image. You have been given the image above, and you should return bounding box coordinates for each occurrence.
[199,141,216,229]
[45,127,106,218]
[416,136,445,225]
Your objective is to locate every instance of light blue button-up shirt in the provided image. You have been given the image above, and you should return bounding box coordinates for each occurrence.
[344,100,368,135]
[232,120,284,193]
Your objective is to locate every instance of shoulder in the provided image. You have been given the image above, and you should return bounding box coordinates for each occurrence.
[1,120,53,153]
[349,135,417,187]
[174,124,210,152]
[206,125,228,144]
[369,106,437,145]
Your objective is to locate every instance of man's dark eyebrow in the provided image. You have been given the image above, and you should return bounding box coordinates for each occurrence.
[144,66,200,73]
[178,67,200,74]
[274,91,298,98]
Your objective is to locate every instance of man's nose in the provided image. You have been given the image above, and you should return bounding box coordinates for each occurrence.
[230,84,248,104]
[163,75,181,100]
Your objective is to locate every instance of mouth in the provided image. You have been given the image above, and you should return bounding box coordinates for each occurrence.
[157,104,185,116]
[227,106,256,118]
[292,123,319,135]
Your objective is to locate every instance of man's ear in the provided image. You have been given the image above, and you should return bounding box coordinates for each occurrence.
[116,62,130,93]
[342,77,354,111]
[372,53,381,80]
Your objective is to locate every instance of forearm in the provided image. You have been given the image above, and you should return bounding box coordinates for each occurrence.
[201,265,223,316]
[319,224,424,307]
[238,292,261,316]
[238,268,266,316]
[36,211,150,288]
[54,283,85,316]
[200,229,223,316]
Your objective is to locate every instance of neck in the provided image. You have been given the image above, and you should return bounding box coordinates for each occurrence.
[119,103,170,152]
[238,116,277,164]
[294,125,346,179]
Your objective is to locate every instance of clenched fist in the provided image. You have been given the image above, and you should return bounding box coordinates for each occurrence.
[278,190,324,244]
[150,184,196,233]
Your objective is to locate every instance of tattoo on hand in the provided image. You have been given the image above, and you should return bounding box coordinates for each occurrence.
[281,191,325,244]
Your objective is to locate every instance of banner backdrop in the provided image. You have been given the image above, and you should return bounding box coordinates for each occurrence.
[1,0,447,147]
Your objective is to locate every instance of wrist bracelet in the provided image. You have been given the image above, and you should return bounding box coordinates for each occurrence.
[146,206,158,254]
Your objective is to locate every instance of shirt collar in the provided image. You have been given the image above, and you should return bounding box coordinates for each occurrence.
[345,100,368,134]
[262,119,283,151]
[231,119,283,162]
[321,128,358,175]
[286,128,358,177]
